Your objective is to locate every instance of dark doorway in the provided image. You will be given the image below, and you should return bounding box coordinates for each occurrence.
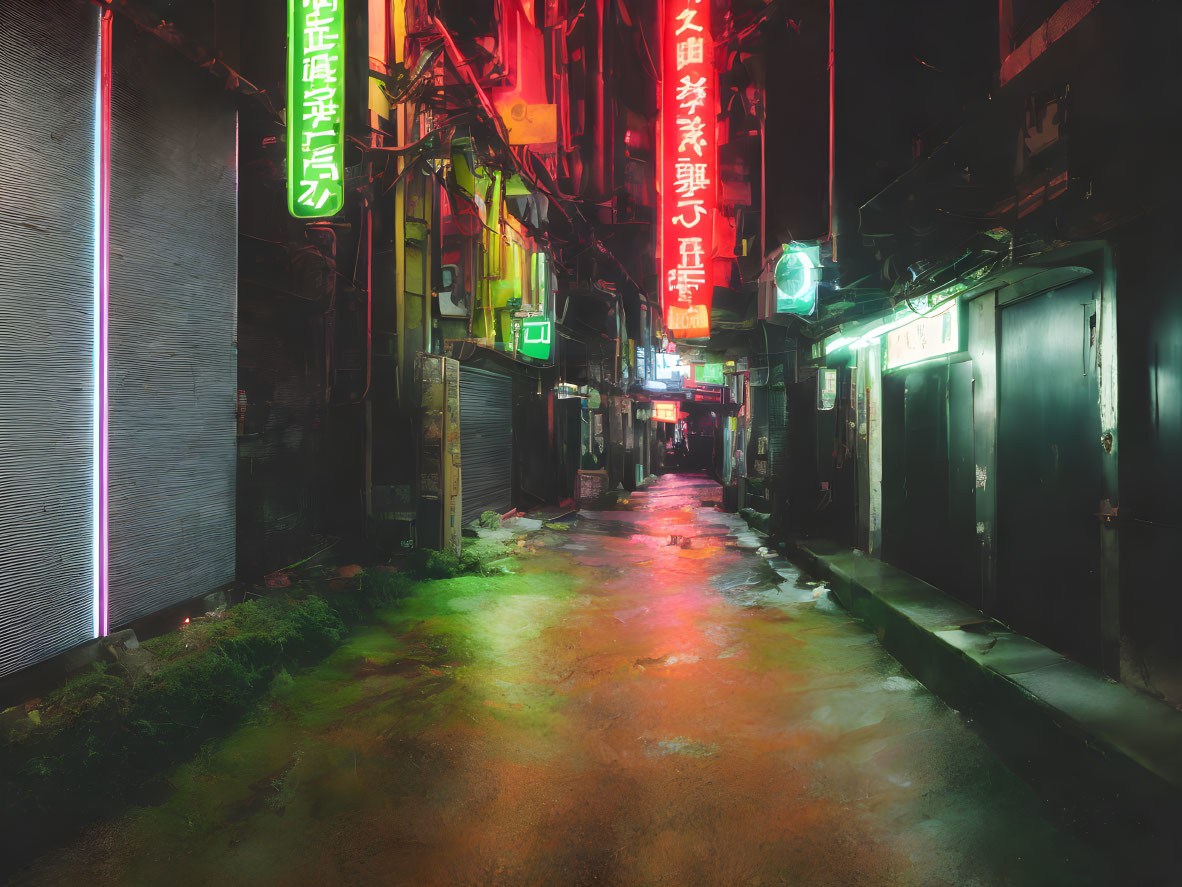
[881,360,979,608]
[997,283,1101,666]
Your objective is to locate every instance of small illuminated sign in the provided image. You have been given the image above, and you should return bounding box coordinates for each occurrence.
[287,0,345,218]
[516,316,553,360]
[886,299,960,369]
[660,0,716,338]
[695,362,724,385]
[655,352,688,381]
[531,252,550,313]
[817,368,838,410]
[775,243,821,315]
[652,401,680,423]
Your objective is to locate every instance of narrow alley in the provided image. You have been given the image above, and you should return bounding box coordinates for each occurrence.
[6,0,1182,881]
[15,476,1107,886]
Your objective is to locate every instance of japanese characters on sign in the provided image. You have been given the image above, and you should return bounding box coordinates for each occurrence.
[885,299,960,370]
[287,0,345,218]
[661,0,716,338]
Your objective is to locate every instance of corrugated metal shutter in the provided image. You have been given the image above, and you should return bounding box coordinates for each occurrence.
[768,383,788,478]
[460,367,513,525]
[107,26,237,627]
[0,0,100,676]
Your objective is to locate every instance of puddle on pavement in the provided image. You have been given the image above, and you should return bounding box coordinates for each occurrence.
[12,472,1117,887]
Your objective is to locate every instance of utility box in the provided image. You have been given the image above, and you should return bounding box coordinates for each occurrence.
[417,354,462,557]
[577,469,609,504]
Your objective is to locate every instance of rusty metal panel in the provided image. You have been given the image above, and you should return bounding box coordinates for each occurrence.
[417,354,461,556]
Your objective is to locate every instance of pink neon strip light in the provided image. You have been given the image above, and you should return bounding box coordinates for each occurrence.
[97,9,111,637]
[1000,0,1101,85]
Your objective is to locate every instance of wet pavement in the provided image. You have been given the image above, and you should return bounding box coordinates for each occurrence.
[16,474,1111,886]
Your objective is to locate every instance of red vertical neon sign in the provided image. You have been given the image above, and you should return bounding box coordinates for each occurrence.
[661,0,716,339]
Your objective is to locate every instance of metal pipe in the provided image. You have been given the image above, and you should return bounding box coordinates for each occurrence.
[828,0,836,259]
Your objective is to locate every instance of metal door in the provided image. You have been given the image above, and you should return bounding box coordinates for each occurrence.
[460,366,514,525]
[947,360,979,608]
[998,283,1101,665]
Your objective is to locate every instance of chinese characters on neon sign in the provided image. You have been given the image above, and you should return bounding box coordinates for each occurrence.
[661,0,715,338]
[287,0,345,218]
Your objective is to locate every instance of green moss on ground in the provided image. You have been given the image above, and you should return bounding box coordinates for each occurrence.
[0,526,531,881]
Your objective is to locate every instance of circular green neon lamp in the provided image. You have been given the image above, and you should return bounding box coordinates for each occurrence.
[774,243,820,316]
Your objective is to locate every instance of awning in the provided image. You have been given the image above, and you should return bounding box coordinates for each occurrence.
[957,264,1094,305]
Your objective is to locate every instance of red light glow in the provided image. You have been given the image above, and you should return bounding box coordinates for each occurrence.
[652,400,680,423]
[660,0,716,339]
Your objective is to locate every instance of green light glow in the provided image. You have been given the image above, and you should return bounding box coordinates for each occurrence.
[824,335,855,355]
[774,243,820,316]
[696,362,725,385]
[287,0,345,218]
[885,299,960,369]
[516,317,553,361]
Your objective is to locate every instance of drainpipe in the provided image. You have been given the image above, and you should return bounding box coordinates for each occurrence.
[590,0,609,200]
[395,100,407,403]
[363,193,374,521]
[828,0,836,260]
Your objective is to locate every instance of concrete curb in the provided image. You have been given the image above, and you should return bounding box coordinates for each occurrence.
[791,540,1182,834]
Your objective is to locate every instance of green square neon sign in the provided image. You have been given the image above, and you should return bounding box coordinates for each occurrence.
[517,317,553,360]
[775,242,820,316]
[287,0,345,218]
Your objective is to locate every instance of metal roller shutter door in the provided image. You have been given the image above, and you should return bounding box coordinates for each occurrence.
[768,383,788,479]
[460,367,513,525]
[106,25,237,628]
[0,0,101,676]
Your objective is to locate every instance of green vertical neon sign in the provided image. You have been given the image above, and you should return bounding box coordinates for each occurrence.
[287,0,345,218]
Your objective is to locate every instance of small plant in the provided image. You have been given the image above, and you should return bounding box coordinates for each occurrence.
[422,549,463,579]
[478,510,502,530]
[459,548,483,573]
[359,569,413,605]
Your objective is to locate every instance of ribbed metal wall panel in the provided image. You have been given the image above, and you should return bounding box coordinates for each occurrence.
[460,367,514,525]
[768,384,788,478]
[107,25,237,627]
[0,0,100,677]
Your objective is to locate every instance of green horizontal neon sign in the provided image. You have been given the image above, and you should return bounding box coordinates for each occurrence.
[885,299,960,369]
[287,0,345,218]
